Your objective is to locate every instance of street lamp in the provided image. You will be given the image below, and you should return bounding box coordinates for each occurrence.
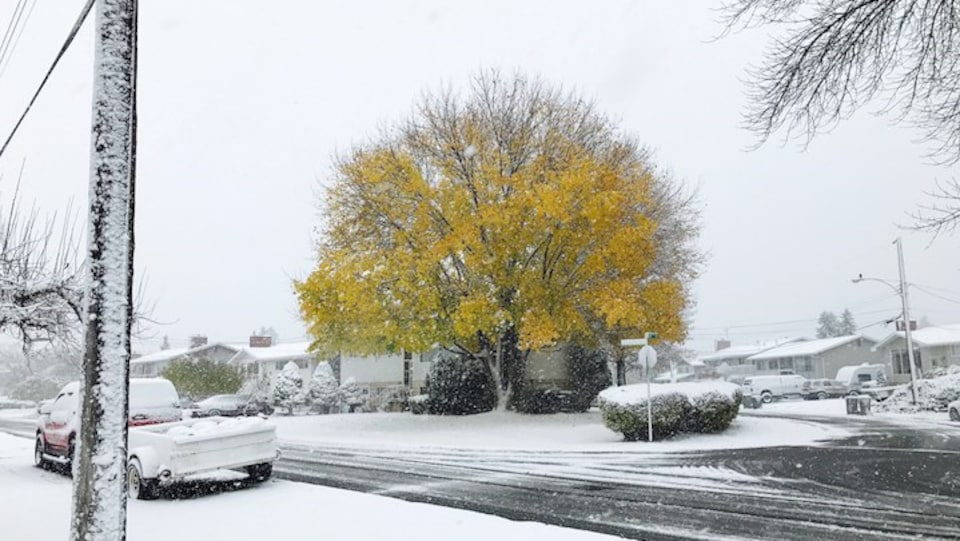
[851,237,918,405]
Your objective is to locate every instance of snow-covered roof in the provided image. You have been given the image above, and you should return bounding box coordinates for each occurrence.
[873,323,960,350]
[130,347,191,365]
[698,338,800,363]
[130,343,242,365]
[232,341,317,363]
[747,335,870,360]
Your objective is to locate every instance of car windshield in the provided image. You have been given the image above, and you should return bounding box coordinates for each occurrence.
[1,2,958,540]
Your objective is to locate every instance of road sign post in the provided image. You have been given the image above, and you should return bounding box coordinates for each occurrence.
[621,335,659,443]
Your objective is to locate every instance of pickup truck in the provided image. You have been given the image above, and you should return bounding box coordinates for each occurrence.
[35,378,279,500]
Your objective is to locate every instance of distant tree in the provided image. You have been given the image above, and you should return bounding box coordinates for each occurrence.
[273,361,305,415]
[160,335,170,350]
[338,377,365,413]
[308,361,340,413]
[161,358,243,399]
[919,315,934,329]
[10,373,60,402]
[816,311,841,339]
[837,309,857,336]
[253,326,280,345]
[722,1,960,236]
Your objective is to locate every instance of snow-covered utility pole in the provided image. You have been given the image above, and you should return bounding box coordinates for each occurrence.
[70,1,138,540]
[894,238,919,406]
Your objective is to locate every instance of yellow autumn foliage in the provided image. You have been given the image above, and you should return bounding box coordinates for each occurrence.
[295,73,700,358]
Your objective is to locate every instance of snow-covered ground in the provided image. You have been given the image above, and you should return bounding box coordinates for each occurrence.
[270,409,849,451]
[747,397,954,426]
[0,432,621,541]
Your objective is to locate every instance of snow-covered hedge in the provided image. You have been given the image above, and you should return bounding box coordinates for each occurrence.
[874,366,960,413]
[598,382,742,441]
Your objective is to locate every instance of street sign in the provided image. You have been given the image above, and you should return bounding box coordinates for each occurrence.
[620,338,647,347]
[637,345,658,370]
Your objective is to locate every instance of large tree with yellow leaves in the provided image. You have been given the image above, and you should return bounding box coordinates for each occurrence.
[296,72,703,409]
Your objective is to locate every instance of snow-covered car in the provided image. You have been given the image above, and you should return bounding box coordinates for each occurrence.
[741,374,806,403]
[800,379,850,400]
[35,378,182,468]
[192,394,274,417]
[34,378,279,500]
[949,399,960,422]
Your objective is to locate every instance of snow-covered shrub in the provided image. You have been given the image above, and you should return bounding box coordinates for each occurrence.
[512,388,576,414]
[598,381,742,441]
[685,390,742,433]
[408,394,429,415]
[874,369,960,413]
[273,361,305,415]
[567,344,612,412]
[338,377,366,412]
[308,361,339,413]
[426,354,495,415]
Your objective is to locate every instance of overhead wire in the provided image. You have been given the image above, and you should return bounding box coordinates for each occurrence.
[0,0,27,71]
[0,0,94,163]
[0,0,37,82]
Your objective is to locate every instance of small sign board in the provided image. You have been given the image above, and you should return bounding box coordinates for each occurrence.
[637,345,658,370]
[620,338,648,347]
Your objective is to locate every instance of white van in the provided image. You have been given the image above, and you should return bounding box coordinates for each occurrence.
[742,374,806,403]
[835,363,887,392]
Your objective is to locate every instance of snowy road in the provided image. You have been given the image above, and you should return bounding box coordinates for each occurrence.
[272,430,960,540]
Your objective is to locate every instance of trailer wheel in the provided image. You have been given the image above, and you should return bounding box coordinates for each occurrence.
[127,458,160,500]
[246,462,273,482]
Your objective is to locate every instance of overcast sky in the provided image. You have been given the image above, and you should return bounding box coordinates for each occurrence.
[0,0,958,354]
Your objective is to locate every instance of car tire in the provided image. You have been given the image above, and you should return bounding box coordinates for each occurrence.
[34,436,49,469]
[245,462,273,482]
[950,408,960,422]
[127,458,160,500]
[817,391,828,400]
[847,390,859,397]
[208,409,221,417]
[760,391,774,404]
[65,435,75,476]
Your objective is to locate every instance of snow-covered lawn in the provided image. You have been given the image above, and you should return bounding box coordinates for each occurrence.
[0,432,620,541]
[270,410,849,451]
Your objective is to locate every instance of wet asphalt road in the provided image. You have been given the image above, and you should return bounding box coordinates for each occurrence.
[3,412,959,540]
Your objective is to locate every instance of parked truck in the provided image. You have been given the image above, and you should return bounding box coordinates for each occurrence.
[34,378,279,500]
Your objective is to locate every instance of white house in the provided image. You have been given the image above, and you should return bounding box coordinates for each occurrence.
[872,323,960,383]
[231,341,320,396]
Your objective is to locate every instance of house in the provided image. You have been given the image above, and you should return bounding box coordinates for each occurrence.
[130,339,241,378]
[698,338,800,380]
[231,340,320,396]
[745,335,883,380]
[872,323,960,384]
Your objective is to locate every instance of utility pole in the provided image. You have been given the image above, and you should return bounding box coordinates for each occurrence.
[70,1,138,540]
[895,238,919,405]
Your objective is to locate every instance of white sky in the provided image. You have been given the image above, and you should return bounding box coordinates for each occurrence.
[0,1,957,354]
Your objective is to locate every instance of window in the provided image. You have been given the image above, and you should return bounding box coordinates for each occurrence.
[796,357,813,373]
[891,349,922,375]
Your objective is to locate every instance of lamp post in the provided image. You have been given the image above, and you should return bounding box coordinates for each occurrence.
[851,238,918,405]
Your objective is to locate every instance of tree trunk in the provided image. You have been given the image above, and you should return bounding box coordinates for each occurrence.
[70,1,138,540]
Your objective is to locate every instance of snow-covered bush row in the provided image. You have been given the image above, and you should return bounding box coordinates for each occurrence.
[874,366,960,413]
[0,396,36,409]
[598,382,743,441]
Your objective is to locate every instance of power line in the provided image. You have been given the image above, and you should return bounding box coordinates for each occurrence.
[0,0,37,82]
[689,307,900,333]
[0,0,94,163]
[0,0,28,70]
[913,285,960,306]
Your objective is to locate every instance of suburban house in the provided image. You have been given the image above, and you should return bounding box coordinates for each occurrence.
[130,337,241,378]
[698,338,801,380]
[745,335,883,380]
[872,323,960,383]
[233,340,321,396]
